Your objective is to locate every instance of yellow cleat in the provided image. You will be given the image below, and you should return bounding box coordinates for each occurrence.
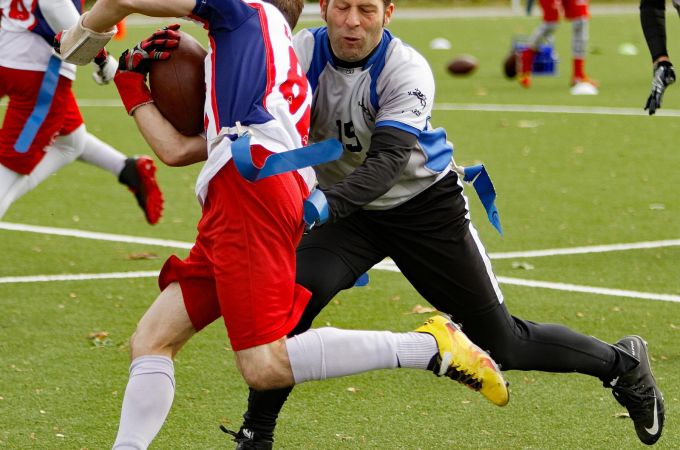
[416,314,509,407]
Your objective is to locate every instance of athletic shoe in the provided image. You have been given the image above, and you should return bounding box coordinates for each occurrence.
[570,76,599,87]
[118,157,164,225]
[610,336,664,445]
[416,314,509,406]
[221,426,273,450]
[570,81,599,96]
[518,72,532,88]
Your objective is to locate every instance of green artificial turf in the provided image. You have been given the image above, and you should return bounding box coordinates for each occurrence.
[1,10,678,449]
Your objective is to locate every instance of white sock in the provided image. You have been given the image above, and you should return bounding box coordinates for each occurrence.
[78,132,126,176]
[572,18,589,59]
[0,125,86,219]
[528,22,558,48]
[112,356,175,450]
[286,328,437,383]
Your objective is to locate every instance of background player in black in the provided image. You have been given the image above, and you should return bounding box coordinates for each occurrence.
[640,0,678,114]
[227,0,666,448]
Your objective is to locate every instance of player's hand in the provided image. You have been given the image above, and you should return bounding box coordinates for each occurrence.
[117,24,181,76]
[53,31,64,55]
[92,49,117,85]
[645,61,676,115]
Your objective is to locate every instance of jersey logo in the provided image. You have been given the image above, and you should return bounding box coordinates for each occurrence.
[408,88,427,107]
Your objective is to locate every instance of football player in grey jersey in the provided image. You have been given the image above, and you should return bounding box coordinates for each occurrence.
[229,0,665,447]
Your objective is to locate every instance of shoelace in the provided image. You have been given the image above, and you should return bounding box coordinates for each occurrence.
[220,425,250,444]
[613,384,653,420]
[446,367,483,390]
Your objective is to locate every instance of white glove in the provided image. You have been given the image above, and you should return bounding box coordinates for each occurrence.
[92,54,118,85]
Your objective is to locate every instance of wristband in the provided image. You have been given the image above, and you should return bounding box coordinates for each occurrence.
[61,13,117,65]
[114,71,153,115]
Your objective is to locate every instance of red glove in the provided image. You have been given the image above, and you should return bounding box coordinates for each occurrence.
[113,24,181,115]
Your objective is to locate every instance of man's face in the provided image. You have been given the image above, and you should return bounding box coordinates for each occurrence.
[321,0,393,62]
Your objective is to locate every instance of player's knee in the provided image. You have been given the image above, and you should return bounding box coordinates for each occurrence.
[128,325,176,359]
[235,340,294,390]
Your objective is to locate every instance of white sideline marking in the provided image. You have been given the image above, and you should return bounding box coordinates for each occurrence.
[435,103,680,118]
[0,222,192,250]
[373,260,680,303]
[3,265,679,304]
[6,100,680,118]
[0,271,159,284]
[489,240,680,259]
[3,221,678,259]
[2,221,679,303]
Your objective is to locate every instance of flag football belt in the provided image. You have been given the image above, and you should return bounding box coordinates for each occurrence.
[231,133,342,183]
[14,55,62,153]
[463,164,503,235]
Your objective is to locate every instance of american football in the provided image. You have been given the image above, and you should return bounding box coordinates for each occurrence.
[149,31,207,136]
[447,54,478,76]
[503,51,518,78]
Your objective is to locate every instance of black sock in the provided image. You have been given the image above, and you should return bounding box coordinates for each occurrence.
[117,158,137,187]
[241,386,294,442]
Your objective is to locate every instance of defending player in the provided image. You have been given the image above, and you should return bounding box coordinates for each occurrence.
[55,0,509,447]
[640,0,677,114]
[224,0,664,447]
[518,0,598,94]
[0,0,163,224]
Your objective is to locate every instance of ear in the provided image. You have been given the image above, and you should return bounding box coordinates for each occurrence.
[320,0,328,21]
[383,2,394,27]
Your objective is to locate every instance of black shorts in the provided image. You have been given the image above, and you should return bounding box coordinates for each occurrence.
[293,171,503,331]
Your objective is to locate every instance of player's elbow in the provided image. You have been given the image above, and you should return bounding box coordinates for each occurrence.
[156,141,207,167]
[157,149,189,167]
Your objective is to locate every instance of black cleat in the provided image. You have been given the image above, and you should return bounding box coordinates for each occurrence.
[220,425,273,450]
[610,336,664,445]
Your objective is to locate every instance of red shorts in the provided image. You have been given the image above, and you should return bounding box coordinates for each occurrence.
[539,0,589,22]
[159,160,312,351]
[0,67,83,175]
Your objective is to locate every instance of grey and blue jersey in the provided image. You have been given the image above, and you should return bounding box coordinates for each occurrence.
[293,27,452,210]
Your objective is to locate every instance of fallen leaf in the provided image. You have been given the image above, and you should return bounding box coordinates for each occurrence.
[511,261,534,270]
[615,412,630,419]
[346,387,359,393]
[408,304,436,314]
[87,331,114,348]
[517,120,539,128]
[127,252,159,260]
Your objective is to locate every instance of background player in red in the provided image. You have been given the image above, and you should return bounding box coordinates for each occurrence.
[0,0,163,223]
[56,0,509,447]
[518,0,598,95]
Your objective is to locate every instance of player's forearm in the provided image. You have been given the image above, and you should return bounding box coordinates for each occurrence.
[37,0,80,34]
[83,0,195,32]
[640,0,669,61]
[322,126,413,222]
[133,104,207,167]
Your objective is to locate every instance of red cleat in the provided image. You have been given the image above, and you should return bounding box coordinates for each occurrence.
[118,156,164,225]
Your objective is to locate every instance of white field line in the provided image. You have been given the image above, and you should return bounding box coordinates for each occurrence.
[0,271,159,284]
[3,221,678,259]
[5,100,680,118]
[489,239,680,259]
[2,221,679,303]
[434,103,680,118]
[0,222,192,249]
[3,264,679,304]
[373,260,680,303]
